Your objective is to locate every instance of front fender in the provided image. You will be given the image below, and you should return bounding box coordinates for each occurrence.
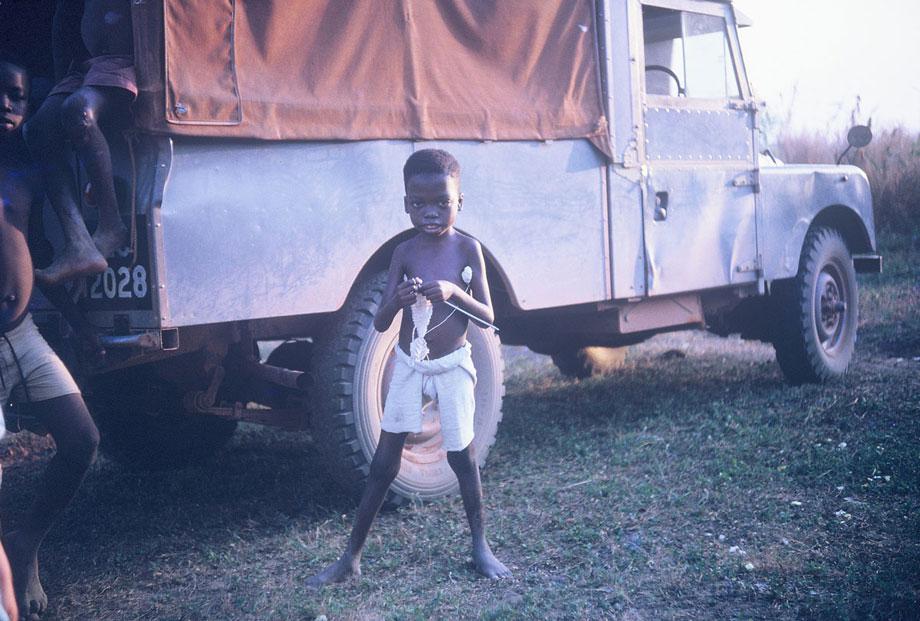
[760,164,875,280]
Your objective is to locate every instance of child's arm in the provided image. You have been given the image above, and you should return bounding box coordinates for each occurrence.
[373,245,419,333]
[418,239,494,327]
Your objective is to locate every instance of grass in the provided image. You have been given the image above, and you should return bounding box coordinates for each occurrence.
[1,234,917,620]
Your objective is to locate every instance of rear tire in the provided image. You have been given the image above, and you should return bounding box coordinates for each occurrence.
[312,272,505,504]
[771,226,858,384]
[551,346,628,379]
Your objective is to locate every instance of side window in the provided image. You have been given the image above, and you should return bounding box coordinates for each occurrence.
[642,6,740,99]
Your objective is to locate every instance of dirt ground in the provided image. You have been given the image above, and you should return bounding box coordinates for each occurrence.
[1,235,917,620]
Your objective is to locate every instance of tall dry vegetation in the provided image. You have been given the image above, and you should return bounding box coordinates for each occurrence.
[769,121,920,233]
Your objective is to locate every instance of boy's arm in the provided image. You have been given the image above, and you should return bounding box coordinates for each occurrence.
[418,239,494,327]
[373,245,418,333]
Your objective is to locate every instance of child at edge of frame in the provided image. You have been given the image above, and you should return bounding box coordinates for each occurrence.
[306,148,512,587]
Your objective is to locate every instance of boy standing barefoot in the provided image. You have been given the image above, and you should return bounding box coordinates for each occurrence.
[307,149,510,587]
[1,56,100,621]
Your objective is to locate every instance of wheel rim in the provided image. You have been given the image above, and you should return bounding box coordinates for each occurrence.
[353,312,458,499]
[814,263,847,353]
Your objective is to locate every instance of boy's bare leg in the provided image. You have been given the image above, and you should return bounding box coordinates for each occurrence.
[60,86,130,259]
[0,542,19,621]
[446,445,511,579]
[24,95,106,286]
[3,394,99,619]
[306,431,408,588]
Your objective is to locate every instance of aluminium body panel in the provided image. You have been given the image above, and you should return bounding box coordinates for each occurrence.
[416,140,611,310]
[641,104,758,296]
[758,164,875,281]
[607,167,647,299]
[603,0,650,299]
[155,138,610,328]
[637,0,760,297]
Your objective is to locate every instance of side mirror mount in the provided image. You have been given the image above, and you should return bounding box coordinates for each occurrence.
[836,124,872,165]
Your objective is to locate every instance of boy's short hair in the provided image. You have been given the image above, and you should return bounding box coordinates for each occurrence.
[403,149,460,186]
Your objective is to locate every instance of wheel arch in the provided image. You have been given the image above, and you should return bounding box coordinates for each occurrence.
[769,203,876,284]
[810,204,874,255]
[348,231,519,319]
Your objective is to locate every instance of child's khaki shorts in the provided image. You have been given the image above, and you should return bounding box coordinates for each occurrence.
[0,314,81,406]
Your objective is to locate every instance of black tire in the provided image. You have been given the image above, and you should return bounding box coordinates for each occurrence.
[312,272,505,504]
[551,346,628,379]
[87,366,238,469]
[771,226,858,385]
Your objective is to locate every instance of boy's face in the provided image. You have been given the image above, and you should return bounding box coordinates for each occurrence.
[0,62,29,135]
[404,172,463,237]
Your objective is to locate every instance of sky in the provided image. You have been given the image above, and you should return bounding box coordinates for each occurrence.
[732,0,920,133]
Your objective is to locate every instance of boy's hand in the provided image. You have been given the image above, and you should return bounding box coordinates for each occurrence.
[419,280,458,303]
[396,278,421,307]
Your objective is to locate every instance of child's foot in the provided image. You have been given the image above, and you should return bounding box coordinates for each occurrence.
[305,555,360,589]
[473,543,512,579]
[3,531,47,619]
[92,222,129,259]
[34,244,107,286]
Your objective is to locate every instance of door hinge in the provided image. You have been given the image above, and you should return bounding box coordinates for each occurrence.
[731,171,761,193]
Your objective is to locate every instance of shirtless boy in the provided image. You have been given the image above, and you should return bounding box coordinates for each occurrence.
[1,56,100,620]
[307,149,511,587]
[25,0,134,285]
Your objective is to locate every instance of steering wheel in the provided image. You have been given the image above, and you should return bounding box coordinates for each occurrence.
[645,64,686,96]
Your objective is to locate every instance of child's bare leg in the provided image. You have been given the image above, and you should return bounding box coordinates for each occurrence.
[24,95,106,286]
[60,85,130,258]
[306,431,407,588]
[0,541,18,621]
[3,394,99,619]
[446,445,511,579]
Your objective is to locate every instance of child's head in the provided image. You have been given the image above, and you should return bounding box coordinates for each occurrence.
[403,149,460,188]
[403,149,463,237]
[0,53,29,136]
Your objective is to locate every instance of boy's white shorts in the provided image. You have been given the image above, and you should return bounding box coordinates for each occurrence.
[381,342,477,452]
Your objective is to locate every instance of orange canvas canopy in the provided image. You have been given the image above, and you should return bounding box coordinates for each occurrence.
[132,1,610,155]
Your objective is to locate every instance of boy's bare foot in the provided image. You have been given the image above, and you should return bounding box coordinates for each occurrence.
[305,555,361,589]
[473,543,511,579]
[3,531,47,620]
[91,222,129,259]
[34,243,107,286]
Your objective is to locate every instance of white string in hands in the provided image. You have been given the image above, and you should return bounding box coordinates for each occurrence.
[407,266,474,361]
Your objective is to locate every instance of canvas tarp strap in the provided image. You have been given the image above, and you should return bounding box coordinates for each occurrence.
[132,1,610,156]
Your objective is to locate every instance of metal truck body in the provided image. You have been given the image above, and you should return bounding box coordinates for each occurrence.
[24,0,879,500]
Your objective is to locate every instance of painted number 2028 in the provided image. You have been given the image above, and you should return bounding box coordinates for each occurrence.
[89,265,149,300]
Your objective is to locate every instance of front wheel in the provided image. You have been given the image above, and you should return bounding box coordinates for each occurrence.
[771,226,858,384]
[312,272,505,504]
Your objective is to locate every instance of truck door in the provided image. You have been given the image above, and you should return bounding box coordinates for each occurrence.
[639,1,759,296]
